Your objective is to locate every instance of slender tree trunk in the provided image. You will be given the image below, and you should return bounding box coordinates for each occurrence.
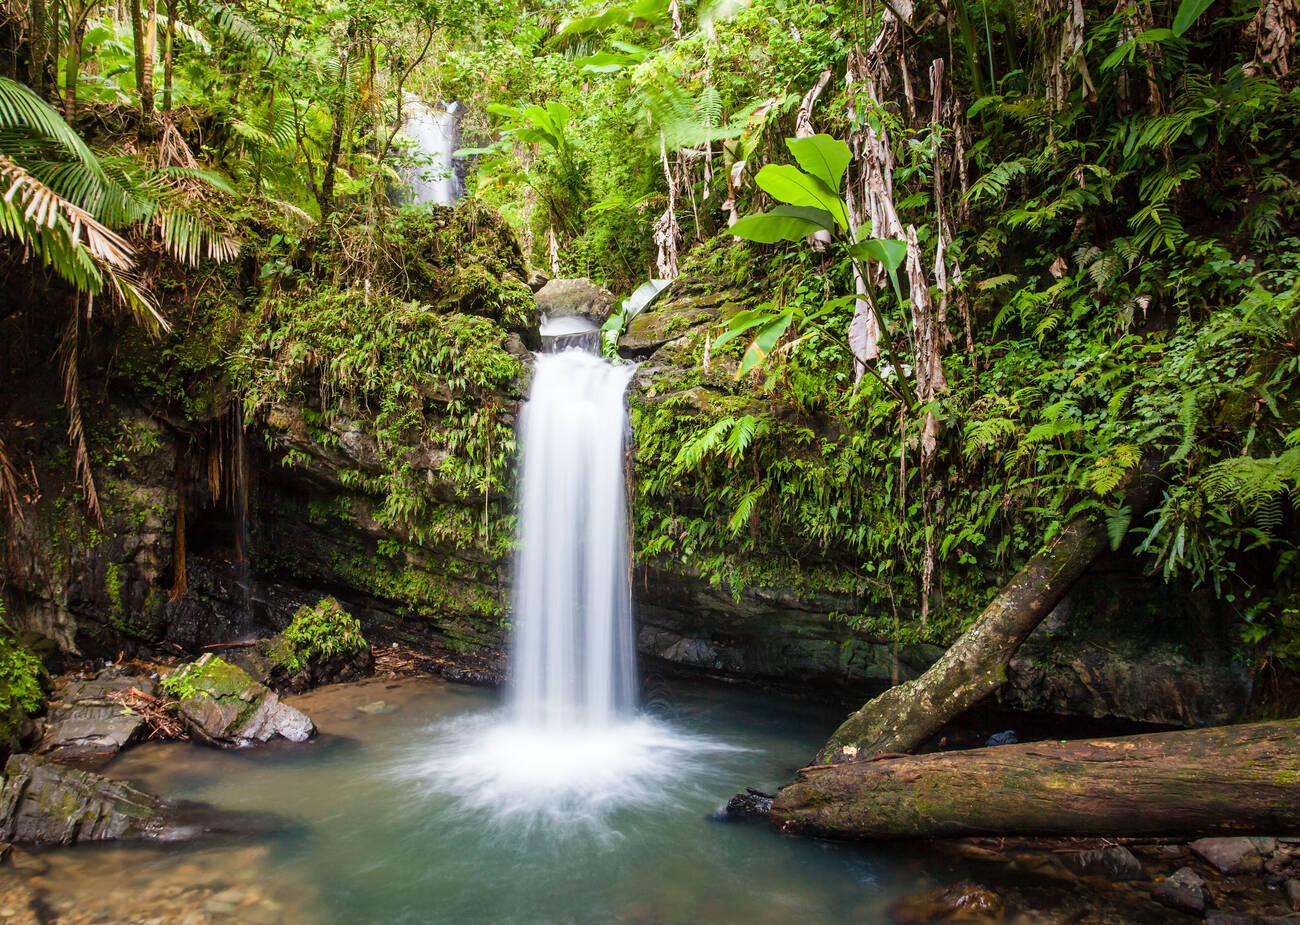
[27,0,47,97]
[129,0,145,109]
[774,720,1300,840]
[63,15,86,124]
[141,0,157,114]
[162,0,176,111]
[815,472,1157,764]
[317,35,351,219]
[47,0,59,98]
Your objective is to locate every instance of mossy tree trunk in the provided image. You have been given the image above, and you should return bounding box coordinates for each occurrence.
[773,720,1300,839]
[815,512,1109,764]
[814,470,1158,765]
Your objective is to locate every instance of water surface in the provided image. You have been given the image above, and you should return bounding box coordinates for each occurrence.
[9,676,958,925]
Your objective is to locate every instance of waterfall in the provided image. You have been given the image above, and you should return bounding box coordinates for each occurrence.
[509,349,638,727]
[405,348,729,830]
[402,98,462,206]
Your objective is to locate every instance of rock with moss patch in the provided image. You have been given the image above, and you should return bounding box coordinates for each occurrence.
[263,597,373,693]
[0,754,167,845]
[163,655,314,747]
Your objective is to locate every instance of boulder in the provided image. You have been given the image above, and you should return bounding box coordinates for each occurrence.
[1284,878,1300,911]
[0,754,165,845]
[263,597,374,694]
[1153,866,1211,914]
[1191,837,1266,874]
[1062,845,1145,881]
[166,655,315,747]
[35,672,158,767]
[534,278,614,324]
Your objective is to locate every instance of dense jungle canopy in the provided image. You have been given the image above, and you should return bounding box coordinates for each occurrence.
[0,0,1297,709]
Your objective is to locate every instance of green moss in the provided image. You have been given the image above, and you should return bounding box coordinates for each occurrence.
[1274,770,1298,785]
[0,618,47,745]
[265,597,367,673]
[105,561,126,621]
[161,656,256,702]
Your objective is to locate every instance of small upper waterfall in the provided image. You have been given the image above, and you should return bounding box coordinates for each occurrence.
[509,349,638,727]
[401,98,462,206]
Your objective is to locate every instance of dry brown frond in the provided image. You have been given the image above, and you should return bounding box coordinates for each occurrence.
[58,306,103,527]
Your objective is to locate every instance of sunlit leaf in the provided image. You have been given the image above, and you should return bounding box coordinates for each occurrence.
[753,164,849,230]
[785,134,851,195]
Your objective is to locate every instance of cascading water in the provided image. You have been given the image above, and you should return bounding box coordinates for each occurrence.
[405,346,733,831]
[401,98,462,206]
[510,350,638,727]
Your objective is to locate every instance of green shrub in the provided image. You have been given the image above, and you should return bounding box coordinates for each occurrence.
[266,597,367,673]
[0,630,47,745]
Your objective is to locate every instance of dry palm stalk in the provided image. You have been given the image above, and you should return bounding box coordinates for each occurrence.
[107,687,187,740]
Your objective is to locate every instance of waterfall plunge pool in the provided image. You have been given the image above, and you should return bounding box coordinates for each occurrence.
[1,675,967,925]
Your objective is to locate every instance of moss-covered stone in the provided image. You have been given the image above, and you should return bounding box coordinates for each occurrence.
[162,655,314,747]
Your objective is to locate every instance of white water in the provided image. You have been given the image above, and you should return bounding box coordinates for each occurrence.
[511,349,638,726]
[405,349,735,829]
[402,98,461,206]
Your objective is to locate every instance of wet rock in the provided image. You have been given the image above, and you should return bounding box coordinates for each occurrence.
[1062,845,1145,881]
[1001,576,1251,728]
[1205,914,1295,925]
[534,278,614,324]
[438,663,504,686]
[1249,836,1279,855]
[718,788,773,821]
[168,655,315,748]
[985,730,1019,747]
[1191,837,1265,874]
[1285,878,1300,911]
[35,672,158,767]
[1153,866,1211,914]
[0,755,167,845]
[890,880,1005,923]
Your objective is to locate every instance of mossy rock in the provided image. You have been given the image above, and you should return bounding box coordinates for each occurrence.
[263,597,374,693]
[162,655,314,747]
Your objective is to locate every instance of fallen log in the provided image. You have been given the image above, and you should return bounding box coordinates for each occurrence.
[815,470,1159,764]
[773,719,1300,840]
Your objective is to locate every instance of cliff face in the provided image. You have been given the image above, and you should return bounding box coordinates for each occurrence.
[0,208,1255,728]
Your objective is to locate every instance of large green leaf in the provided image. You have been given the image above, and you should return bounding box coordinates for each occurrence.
[1172,0,1214,36]
[738,312,794,376]
[754,164,849,231]
[849,237,907,271]
[729,208,831,244]
[785,134,852,195]
[714,306,775,348]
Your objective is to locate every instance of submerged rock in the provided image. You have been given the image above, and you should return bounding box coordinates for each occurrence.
[1191,836,1267,874]
[1153,866,1211,914]
[166,655,315,748]
[889,880,1004,923]
[1062,845,1145,881]
[36,672,158,767]
[718,788,774,821]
